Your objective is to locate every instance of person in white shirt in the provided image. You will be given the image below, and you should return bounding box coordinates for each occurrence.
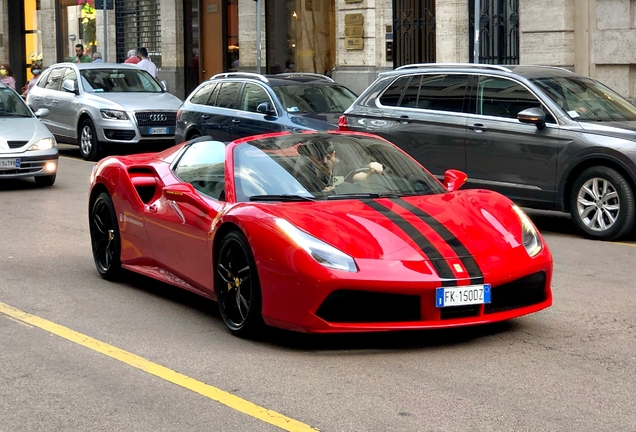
[136,47,157,78]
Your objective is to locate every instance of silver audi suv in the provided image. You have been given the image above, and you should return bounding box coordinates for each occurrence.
[26,62,182,161]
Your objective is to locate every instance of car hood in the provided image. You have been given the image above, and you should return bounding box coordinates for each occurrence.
[267,190,526,263]
[577,120,636,141]
[83,92,183,111]
[288,113,341,130]
[0,117,53,144]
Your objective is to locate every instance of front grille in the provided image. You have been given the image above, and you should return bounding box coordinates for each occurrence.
[485,271,548,314]
[135,111,177,127]
[440,304,480,320]
[0,159,48,175]
[316,290,421,323]
[104,129,136,141]
[7,141,28,149]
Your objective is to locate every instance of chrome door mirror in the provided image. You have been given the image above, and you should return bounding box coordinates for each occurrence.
[34,108,50,118]
[62,79,78,95]
[517,107,546,129]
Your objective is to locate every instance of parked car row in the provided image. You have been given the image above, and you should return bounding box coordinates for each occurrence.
[13,61,636,240]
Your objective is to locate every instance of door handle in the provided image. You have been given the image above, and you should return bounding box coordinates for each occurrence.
[398,115,411,124]
[468,123,488,132]
[51,99,59,105]
[201,114,210,120]
[33,97,40,101]
[231,119,241,124]
[147,204,158,213]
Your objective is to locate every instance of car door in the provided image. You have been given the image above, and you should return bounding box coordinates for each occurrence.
[181,81,218,138]
[384,73,470,175]
[231,82,286,139]
[31,67,65,134]
[53,67,81,140]
[202,81,242,142]
[143,141,226,291]
[464,75,561,207]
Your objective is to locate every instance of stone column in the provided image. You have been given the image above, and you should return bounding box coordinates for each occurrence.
[519,0,574,67]
[159,0,185,99]
[0,0,7,64]
[40,0,57,66]
[435,0,470,63]
[237,0,266,71]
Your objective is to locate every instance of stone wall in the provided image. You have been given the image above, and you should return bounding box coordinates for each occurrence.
[157,0,186,100]
[436,0,470,62]
[519,0,575,66]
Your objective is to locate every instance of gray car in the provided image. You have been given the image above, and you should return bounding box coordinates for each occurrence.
[342,63,636,241]
[26,62,182,161]
[0,83,58,186]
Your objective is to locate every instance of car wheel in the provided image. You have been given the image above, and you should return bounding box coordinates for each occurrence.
[569,166,635,240]
[34,174,56,187]
[89,192,122,280]
[79,119,101,161]
[188,131,201,140]
[215,230,264,337]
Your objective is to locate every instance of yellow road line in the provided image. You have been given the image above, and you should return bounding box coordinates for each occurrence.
[613,241,636,248]
[0,301,318,432]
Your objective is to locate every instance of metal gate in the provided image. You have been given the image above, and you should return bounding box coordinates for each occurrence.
[392,0,436,68]
[115,0,162,67]
[469,0,519,64]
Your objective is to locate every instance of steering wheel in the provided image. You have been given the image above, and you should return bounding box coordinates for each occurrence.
[344,167,373,183]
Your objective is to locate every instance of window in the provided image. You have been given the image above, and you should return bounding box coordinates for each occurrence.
[189,82,216,105]
[214,82,241,109]
[174,140,227,201]
[43,68,65,91]
[379,76,410,106]
[400,76,422,108]
[477,76,554,122]
[416,74,468,112]
[240,83,272,113]
[79,69,163,93]
[273,84,356,114]
[36,69,52,88]
[62,68,77,88]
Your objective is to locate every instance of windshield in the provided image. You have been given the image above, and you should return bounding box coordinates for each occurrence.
[273,84,356,114]
[233,134,446,202]
[80,68,163,93]
[532,75,636,122]
[0,87,32,117]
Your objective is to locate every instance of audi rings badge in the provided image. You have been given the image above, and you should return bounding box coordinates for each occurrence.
[150,114,167,122]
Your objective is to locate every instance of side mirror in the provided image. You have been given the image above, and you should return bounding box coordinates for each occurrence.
[160,80,168,92]
[517,107,546,129]
[256,102,276,117]
[34,108,49,118]
[162,183,209,213]
[443,169,468,192]
[62,79,78,94]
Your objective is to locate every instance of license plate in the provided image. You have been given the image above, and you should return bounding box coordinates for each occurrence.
[435,284,491,308]
[0,158,19,170]
[149,127,168,135]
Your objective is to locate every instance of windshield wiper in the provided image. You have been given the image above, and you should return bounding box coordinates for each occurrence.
[326,192,403,200]
[249,194,316,202]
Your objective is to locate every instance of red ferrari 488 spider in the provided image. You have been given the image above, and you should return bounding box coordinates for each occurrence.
[88,131,552,337]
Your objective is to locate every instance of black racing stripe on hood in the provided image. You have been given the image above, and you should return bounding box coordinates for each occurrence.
[363,199,456,285]
[392,198,484,284]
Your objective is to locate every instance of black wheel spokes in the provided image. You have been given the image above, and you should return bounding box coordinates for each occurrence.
[218,242,252,328]
[92,201,115,271]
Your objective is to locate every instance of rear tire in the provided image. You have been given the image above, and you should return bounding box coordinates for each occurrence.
[215,230,264,338]
[569,166,635,240]
[79,119,101,161]
[89,192,122,280]
[35,174,56,187]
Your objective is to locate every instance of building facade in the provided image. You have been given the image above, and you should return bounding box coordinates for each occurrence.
[0,0,633,100]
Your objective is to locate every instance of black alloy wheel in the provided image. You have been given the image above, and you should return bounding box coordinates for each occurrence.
[89,192,122,280]
[215,231,264,337]
[569,166,635,241]
[79,118,102,161]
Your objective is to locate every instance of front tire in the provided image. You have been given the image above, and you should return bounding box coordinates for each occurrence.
[79,119,101,161]
[569,166,635,240]
[215,230,264,337]
[89,192,122,280]
[34,174,56,187]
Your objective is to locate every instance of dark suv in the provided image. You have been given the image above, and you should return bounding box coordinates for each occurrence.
[341,63,636,240]
[176,72,356,144]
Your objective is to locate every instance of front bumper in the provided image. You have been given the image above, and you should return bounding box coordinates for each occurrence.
[0,150,59,179]
[95,110,177,145]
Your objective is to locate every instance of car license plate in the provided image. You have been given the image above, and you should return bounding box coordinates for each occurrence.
[149,127,168,135]
[0,158,19,170]
[435,284,491,307]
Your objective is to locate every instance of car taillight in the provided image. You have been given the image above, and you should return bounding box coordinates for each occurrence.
[338,115,349,131]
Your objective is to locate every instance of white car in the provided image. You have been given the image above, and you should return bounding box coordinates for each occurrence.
[0,83,58,186]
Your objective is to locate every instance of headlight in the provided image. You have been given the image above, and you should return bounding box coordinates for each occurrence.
[275,218,357,272]
[100,109,129,120]
[27,137,56,151]
[512,205,542,257]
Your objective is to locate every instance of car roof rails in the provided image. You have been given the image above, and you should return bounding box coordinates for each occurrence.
[275,72,335,83]
[523,65,573,73]
[395,63,513,72]
[210,72,269,83]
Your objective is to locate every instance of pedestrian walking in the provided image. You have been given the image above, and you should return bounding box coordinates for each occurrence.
[124,49,140,64]
[0,64,16,90]
[136,47,157,77]
[70,44,92,63]
[21,64,43,98]
[92,52,104,63]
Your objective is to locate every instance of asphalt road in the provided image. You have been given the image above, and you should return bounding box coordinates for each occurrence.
[0,145,635,432]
